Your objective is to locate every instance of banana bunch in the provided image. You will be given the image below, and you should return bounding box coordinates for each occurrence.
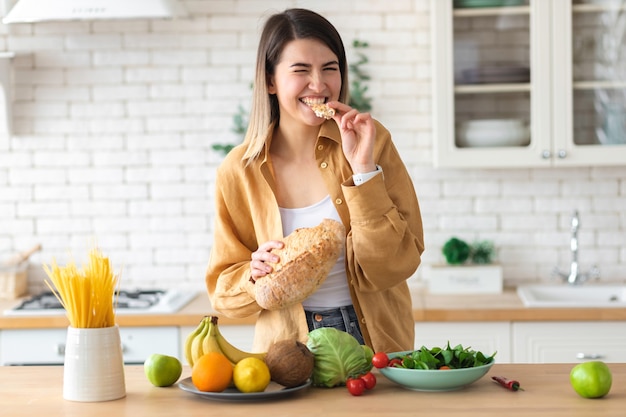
[184,315,266,367]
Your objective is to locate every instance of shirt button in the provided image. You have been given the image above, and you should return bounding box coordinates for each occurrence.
[320,162,328,169]
[314,313,323,322]
[335,198,343,205]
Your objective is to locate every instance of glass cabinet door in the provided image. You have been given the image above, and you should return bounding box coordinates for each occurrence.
[453,1,531,148]
[432,0,553,168]
[432,0,626,168]
[552,0,626,166]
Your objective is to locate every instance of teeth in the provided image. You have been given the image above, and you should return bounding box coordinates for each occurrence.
[301,98,326,106]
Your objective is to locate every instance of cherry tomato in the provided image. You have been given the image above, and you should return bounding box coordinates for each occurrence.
[346,377,366,396]
[360,372,377,390]
[371,352,389,369]
[388,358,402,368]
[439,366,451,370]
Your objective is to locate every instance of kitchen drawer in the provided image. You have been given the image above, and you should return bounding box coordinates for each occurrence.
[512,321,626,363]
[0,326,179,365]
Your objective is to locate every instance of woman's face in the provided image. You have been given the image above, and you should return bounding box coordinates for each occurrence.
[268,38,342,127]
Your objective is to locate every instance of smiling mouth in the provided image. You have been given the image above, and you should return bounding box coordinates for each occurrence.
[301,97,327,106]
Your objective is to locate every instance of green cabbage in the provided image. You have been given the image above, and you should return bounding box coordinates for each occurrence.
[306,327,372,387]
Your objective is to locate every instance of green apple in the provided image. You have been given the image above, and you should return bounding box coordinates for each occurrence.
[144,353,183,387]
[570,361,612,399]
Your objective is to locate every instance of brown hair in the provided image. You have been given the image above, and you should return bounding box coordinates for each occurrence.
[242,9,349,162]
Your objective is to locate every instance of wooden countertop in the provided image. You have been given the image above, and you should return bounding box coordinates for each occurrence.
[415,289,626,321]
[2,287,626,330]
[2,364,625,417]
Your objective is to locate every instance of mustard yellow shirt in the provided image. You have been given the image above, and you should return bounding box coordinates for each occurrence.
[206,119,425,353]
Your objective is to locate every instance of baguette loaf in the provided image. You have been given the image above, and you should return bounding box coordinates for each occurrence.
[254,218,345,310]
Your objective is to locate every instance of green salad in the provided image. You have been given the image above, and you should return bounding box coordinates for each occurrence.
[391,342,496,370]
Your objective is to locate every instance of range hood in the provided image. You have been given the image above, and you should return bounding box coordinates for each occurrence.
[2,0,187,24]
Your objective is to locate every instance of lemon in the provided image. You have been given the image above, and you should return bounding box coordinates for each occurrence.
[233,357,271,393]
[570,361,612,399]
[144,353,183,387]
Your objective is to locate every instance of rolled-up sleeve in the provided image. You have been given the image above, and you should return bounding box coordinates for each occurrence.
[342,134,424,292]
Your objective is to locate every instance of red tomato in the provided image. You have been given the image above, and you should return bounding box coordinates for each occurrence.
[346,377,366,396]
[360,372,377,390]
[387,358,402,368]
[439,366,451,370]
[371,352,389,369]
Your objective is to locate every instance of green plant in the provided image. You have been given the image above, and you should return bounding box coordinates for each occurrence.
[211,88,250,156]
[471,240,495,264]
[442,237,471,265]
[347,39,372,113]
[212,39,372,157]
[442,237,496,265]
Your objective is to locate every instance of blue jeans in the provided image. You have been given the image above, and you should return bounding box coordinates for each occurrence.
[304,305,365,345]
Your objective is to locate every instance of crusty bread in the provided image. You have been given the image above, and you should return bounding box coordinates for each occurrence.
[309,103,335,120]
[254,218,345,310]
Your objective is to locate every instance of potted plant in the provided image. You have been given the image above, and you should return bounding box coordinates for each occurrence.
[423,237,503,294]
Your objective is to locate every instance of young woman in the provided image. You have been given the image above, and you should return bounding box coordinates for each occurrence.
[206,8,424,353]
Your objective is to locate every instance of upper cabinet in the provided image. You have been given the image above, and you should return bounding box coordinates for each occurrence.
[431,0,626,168]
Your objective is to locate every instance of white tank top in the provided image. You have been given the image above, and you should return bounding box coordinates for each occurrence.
[279,195,352,309]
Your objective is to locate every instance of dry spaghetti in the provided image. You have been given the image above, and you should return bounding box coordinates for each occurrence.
[43,248,119,328]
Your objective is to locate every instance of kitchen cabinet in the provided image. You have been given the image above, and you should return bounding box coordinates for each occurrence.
[414,322,511,362]
[512,321,626,363]
[0,52,14,135]
[431,0,626,168]
[416,320,626,364]
[0,326,180,365]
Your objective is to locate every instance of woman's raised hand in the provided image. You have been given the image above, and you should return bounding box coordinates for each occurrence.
[328,101,377,174]
[250,240,284,281]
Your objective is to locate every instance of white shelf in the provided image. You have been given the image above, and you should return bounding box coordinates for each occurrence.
[453,5,530,17]
[455,83,531,94]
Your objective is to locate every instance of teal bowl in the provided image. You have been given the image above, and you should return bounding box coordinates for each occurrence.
[379,351,494,392]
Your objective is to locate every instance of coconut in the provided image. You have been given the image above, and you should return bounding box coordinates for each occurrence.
[265,339,315,388]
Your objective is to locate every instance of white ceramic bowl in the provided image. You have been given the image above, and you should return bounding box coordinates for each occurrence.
[457,119,530,148]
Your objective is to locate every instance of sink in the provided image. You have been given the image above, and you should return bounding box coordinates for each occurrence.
[517,284,626,308]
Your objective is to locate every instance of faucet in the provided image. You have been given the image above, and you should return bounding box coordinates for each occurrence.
[553,210,600,285]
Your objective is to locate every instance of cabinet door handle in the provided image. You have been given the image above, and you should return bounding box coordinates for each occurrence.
[557,149,567,158]
[541,150,551,159]
[576,352,604,360]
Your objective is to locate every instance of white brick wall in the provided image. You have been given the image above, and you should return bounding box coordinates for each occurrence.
[0,0,624,294]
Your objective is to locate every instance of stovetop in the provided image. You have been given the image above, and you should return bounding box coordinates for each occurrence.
[3,288,198,316]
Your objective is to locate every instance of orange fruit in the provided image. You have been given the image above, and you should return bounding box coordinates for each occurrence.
[191,351,233,392]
